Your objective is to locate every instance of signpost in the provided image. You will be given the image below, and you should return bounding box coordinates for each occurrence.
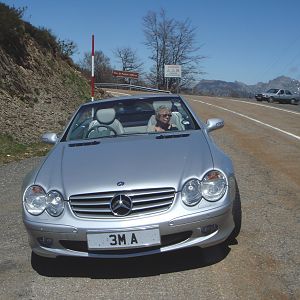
[164,65,182,78]
[91,34,95,101]
[164,65,181,93]
[112,70,139,79]
[112,70,139,90]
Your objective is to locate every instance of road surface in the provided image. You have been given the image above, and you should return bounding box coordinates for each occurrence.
[0,94,299,299]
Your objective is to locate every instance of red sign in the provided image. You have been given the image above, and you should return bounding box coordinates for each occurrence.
[112,70,139,79]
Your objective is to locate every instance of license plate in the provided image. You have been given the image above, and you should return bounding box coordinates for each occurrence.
[87,228,161,250]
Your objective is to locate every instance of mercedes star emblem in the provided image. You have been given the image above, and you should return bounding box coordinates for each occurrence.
[110,194,133,216]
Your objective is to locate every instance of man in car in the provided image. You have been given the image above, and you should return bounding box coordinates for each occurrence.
[152,106,178,132]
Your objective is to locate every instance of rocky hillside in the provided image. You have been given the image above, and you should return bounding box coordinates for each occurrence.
[0,45,90,143]
[0,3,108,144]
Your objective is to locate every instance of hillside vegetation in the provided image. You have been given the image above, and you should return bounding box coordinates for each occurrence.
[0,3,105,162]
[0,3,92,143]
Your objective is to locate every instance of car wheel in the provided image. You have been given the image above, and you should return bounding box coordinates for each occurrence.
[290,99,296,105]
[227,183,242,243]
[268,97,274,103]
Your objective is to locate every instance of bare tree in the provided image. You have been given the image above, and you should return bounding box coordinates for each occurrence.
[114,47,143,72]
[79,50,113,83]
[143,9,205,90]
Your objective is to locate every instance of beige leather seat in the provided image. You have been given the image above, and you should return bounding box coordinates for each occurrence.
[88,108,124,138]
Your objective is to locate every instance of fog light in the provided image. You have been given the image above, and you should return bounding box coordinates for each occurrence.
[37,237,53,247]
[201,224,218,235]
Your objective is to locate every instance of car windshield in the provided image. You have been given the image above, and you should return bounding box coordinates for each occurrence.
[266,89,279,93]
[63,96,199,141]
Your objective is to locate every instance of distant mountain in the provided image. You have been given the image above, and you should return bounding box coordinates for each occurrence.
[194,76,300,98]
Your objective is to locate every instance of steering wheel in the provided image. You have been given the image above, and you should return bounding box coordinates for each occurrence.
[86,125,117,138]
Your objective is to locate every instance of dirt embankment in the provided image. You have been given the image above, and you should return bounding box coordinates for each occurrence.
[0,38,110,144]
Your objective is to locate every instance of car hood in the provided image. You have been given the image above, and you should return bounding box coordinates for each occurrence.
[35,132,213,198]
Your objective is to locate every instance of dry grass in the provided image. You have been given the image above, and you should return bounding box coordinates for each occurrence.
[0,134,52,164]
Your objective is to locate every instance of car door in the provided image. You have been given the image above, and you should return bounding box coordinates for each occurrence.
[278,89,285,102]
[285,90,293,103]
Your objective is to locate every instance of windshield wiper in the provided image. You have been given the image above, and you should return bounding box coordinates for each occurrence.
[118,132,151,137]
[69,140,100,147]
[156,133,190,139]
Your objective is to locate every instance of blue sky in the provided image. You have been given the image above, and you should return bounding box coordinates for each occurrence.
[2,0,300,85]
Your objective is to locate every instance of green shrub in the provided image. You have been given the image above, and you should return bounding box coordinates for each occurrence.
[0,3,26,63]
[25,22,59,54]
[0,3,77,63]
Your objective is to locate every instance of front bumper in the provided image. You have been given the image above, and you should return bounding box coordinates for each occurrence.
[255,94,268,101]
[23,198,234,258]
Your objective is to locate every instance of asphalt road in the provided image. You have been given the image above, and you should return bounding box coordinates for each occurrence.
[0,95,299,299]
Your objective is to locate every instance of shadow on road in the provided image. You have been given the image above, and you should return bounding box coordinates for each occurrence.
[31,243,234,278]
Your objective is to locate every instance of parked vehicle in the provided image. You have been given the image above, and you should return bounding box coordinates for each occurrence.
[255,89,299,104]
[22,94,241,261]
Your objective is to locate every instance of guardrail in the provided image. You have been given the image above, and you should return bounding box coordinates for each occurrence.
[95,83,172,94]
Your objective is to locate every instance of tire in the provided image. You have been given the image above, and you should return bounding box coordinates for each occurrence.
[268,97,274,103]
[227,183,242,243]
[290,99,296,105]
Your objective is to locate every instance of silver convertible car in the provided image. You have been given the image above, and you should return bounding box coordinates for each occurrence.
[22,94,241,261]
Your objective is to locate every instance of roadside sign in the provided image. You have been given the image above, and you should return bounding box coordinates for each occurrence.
[164,65,182,78]
[112,70,139,79]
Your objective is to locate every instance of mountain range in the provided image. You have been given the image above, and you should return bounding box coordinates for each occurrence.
[193,76,300,98]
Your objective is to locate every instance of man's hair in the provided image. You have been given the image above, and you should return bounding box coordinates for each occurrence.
[155,105,171,119]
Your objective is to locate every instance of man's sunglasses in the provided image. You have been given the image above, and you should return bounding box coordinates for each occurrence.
[159,113,172,118]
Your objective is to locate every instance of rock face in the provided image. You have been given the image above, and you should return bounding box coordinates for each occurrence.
[0,35,93,143]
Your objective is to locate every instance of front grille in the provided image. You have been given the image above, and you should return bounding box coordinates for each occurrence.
[69,188,175,218]
[60,231,192,254]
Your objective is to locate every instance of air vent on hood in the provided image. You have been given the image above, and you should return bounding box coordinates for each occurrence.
[69,141,100,147]
[156,133,190,139]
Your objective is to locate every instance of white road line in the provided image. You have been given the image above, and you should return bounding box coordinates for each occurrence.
[190,98,300,141]
[215,97,300,115]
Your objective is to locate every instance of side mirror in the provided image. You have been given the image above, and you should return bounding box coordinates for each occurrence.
[41,133,59,144]
[206,118,224,132]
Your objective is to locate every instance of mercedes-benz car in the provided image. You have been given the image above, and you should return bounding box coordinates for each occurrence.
[22,94,241,261]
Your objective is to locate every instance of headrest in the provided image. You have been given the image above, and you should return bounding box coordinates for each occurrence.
[152,101,172,111]
[96,108,116,125]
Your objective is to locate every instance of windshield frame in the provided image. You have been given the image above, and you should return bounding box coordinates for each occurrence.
[61,96,200,142]
[266,89,279,94]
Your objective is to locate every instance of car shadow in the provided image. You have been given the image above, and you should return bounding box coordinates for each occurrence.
[31,242,235,278]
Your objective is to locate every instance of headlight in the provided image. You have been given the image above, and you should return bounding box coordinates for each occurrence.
[24,185,47,215]
[46,190,64,216]
[182,179,202,206]
[24,186,64,216]
[201,170,227,201]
